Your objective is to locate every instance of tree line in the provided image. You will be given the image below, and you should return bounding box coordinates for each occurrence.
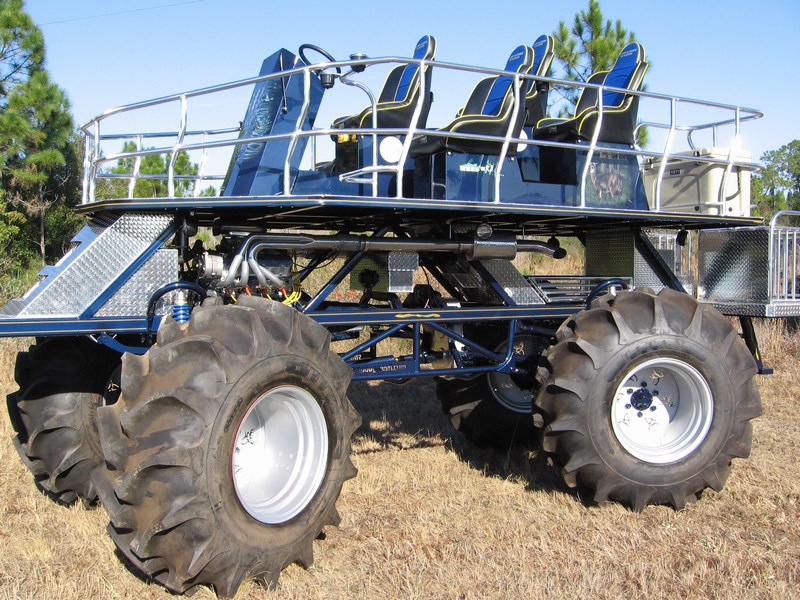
[0,0,203,291]
[751,140,800,219]
[0,0,797,288]
[1,0,80,274]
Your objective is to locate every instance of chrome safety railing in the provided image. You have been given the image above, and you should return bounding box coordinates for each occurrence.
[80,50,763,214]
[769,211,800,303]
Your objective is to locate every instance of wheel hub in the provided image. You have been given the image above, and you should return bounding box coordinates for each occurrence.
[488,334,545,414]
[232,385,328,524]
[611,357,713,464]
[629,387,653,411]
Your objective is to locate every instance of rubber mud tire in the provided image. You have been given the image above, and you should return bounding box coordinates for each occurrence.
[6,336,121,504]
[437,329,545,447]
[92,297,360,597]
[437,375,535,447]
[535,288,762,511]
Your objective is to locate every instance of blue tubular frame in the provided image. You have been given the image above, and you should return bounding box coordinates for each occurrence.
[0,315,162,337]
[295,245,573,382]
[343,319,517,381]
[0,41,777,401]
[309,304,576,326]
[301,226,392,313]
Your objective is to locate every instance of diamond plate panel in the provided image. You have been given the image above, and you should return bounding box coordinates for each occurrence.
[586,229,693,293]
[388,251,418,293]
[349,255,388,293]
[642,230,694,295]
[96,249,179,316]
[633,249,665,291]
[445,269,495,304]
[0,298,26,317]
[585,229,634,277]
[19,213,174,317]
[448,272,482,289]
[698,227,770,303]
[707,301,800,317]
[479,259,544,305]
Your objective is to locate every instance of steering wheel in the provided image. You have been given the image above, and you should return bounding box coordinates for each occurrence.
[298,44,341,74]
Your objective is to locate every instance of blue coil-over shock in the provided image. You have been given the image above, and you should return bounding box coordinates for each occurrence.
[172,290,191,324]
[146,282,207,340]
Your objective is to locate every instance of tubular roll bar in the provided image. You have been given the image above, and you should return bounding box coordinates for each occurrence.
[81,53,763,209]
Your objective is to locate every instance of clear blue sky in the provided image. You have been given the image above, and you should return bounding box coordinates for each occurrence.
[23,0,800,161]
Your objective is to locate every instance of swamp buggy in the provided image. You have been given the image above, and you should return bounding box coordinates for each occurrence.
[1,34,795,596]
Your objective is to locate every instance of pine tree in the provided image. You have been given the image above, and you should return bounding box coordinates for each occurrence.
[0,0,78,267]
[550,0,638,116]
[96,141,200,200]
[753,140,800,218]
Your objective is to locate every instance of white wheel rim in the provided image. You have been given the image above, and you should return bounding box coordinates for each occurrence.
[232,385,328,524]
[487,334,537,413]
[611,357,713,464]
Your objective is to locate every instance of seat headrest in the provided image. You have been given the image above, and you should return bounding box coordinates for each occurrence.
[482,44,534,115]
[602,42,646,107]
[394,34,437,102]
[504,44,532,74]
[531,34,554,76]
[413,34,436,61]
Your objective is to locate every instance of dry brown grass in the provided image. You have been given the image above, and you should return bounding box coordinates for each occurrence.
[1,320,799,600]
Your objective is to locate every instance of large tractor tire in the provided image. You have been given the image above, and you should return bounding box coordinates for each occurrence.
[92,296,360,597]
[437,329,546,447]
[535,288,761,511]
[6,336,121,504]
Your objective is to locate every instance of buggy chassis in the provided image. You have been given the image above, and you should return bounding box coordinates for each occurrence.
[1,40,795,596]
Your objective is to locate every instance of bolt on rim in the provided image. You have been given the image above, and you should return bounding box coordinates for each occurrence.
[232,385,328,524]
[610,357,713,464]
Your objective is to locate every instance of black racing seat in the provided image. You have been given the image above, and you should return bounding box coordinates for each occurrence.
[332,34,437,132]
[533,42,648,145]
[524,34,555,127]
[409,44,535,157]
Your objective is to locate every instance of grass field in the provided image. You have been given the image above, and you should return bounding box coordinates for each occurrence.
[1,319,799,600]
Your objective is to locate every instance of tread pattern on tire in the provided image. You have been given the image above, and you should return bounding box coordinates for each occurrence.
[92,297,360,597]
[437,375,535,446]
[436,327,546,447]
[535,288,762,511]
[6,337,120,504]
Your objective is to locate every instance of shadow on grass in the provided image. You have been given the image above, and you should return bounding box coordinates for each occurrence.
[347,379,573,500]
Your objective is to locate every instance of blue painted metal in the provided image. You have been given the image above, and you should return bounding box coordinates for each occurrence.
[301,226,391,314]
[584,277,630,308]
[0,42,774,398]
[97,333,148,355]
[172,302,190,324]
[302,251,365,313]
[306,304,576,327]
[341,323,408,362]
[0,316,162,337]
[345,318,537,382]
[424,320,509,363]
[145,281,207,334]
[223,49,325,197]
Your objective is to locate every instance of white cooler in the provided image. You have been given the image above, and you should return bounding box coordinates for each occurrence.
[643,148,753,216]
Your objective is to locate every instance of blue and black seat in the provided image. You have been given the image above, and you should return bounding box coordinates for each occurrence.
[409,44,535,157]
[533,42,648,145]
[332,34,437,132]
[523,34,555,127]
